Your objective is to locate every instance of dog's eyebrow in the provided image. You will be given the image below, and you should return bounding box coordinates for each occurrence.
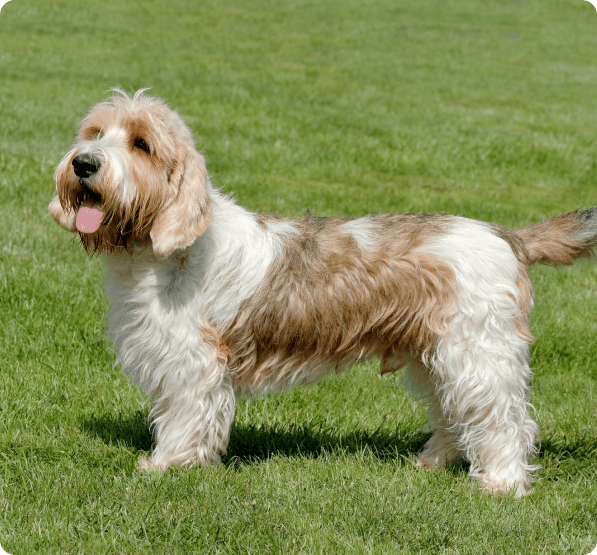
[126,118,153,142]
[80,126,103,140]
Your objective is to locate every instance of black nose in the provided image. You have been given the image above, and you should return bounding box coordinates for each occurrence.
[72,153,101,179]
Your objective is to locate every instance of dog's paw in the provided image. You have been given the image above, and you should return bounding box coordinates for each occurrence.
[415,454,437,470]
[138,456,168,472]
[479,476,531,499]
[416,451,461,470]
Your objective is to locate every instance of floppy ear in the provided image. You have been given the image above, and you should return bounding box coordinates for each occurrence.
[49,195,78,232]
[150,145,213,258]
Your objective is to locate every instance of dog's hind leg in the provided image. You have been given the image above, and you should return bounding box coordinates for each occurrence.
[399,359,462,469]
[429,307,539,498]
[416,406,462,470]
[416,218,540,496]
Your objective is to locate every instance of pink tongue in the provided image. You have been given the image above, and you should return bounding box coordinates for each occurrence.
[76,203,103,233]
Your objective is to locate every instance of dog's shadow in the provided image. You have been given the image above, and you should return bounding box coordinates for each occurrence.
[81,411,435,467]
[81,412,597,481]
[225,421,431,466]
[82,411,154,452]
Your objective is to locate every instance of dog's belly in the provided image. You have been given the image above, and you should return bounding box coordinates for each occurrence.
[229,347,380,396]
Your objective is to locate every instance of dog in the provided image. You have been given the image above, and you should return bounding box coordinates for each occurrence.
[49,89,597,497]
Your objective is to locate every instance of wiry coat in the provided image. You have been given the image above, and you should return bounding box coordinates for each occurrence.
[50,90,597,497]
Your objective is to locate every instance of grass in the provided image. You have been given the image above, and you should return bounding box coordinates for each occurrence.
[1,0,597,552]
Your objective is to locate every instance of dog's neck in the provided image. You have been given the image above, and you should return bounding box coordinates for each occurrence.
[103,189,291,329]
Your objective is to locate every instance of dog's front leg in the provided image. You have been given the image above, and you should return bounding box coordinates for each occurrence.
[138,334,235,471]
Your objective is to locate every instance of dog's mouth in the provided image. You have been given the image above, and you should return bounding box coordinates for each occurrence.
[75,185,104,234]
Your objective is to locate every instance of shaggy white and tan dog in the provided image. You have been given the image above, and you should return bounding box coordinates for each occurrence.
[50,89,597,497]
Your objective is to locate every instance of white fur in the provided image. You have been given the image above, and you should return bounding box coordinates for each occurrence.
[197,193,292,327]
[343,216,377,249]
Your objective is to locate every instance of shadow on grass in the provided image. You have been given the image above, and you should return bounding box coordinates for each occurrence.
[82,410,154,452]
[81,413,597,480]
[224,421,432,466]
[538,435,597,459]
[535,435,597,483]
[81,411,432,466]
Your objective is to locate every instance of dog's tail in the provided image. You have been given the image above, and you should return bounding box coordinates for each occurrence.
[516,207,597,267]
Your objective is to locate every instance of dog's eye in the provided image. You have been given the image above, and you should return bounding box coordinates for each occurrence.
[134,138,151,154]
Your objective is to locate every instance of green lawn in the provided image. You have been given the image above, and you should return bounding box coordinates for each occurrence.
[2,0,597,553]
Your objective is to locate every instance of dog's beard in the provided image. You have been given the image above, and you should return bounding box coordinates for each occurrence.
[78,215,137,255]
[59,180,133,254]
[71,185,163,255]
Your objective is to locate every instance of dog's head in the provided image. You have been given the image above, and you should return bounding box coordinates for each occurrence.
[50,89,212,257]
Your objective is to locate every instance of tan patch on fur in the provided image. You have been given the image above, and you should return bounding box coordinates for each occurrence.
[256,213,289,225]
[490,224,530,265]
[49,195,77,232]
[150,142,213,258]
[489,225,535,341]
[513,271,534,342]
[202,319,233,370]
[224,213,457,391]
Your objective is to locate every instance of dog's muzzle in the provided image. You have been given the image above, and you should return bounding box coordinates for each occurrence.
[70,153,104,233]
